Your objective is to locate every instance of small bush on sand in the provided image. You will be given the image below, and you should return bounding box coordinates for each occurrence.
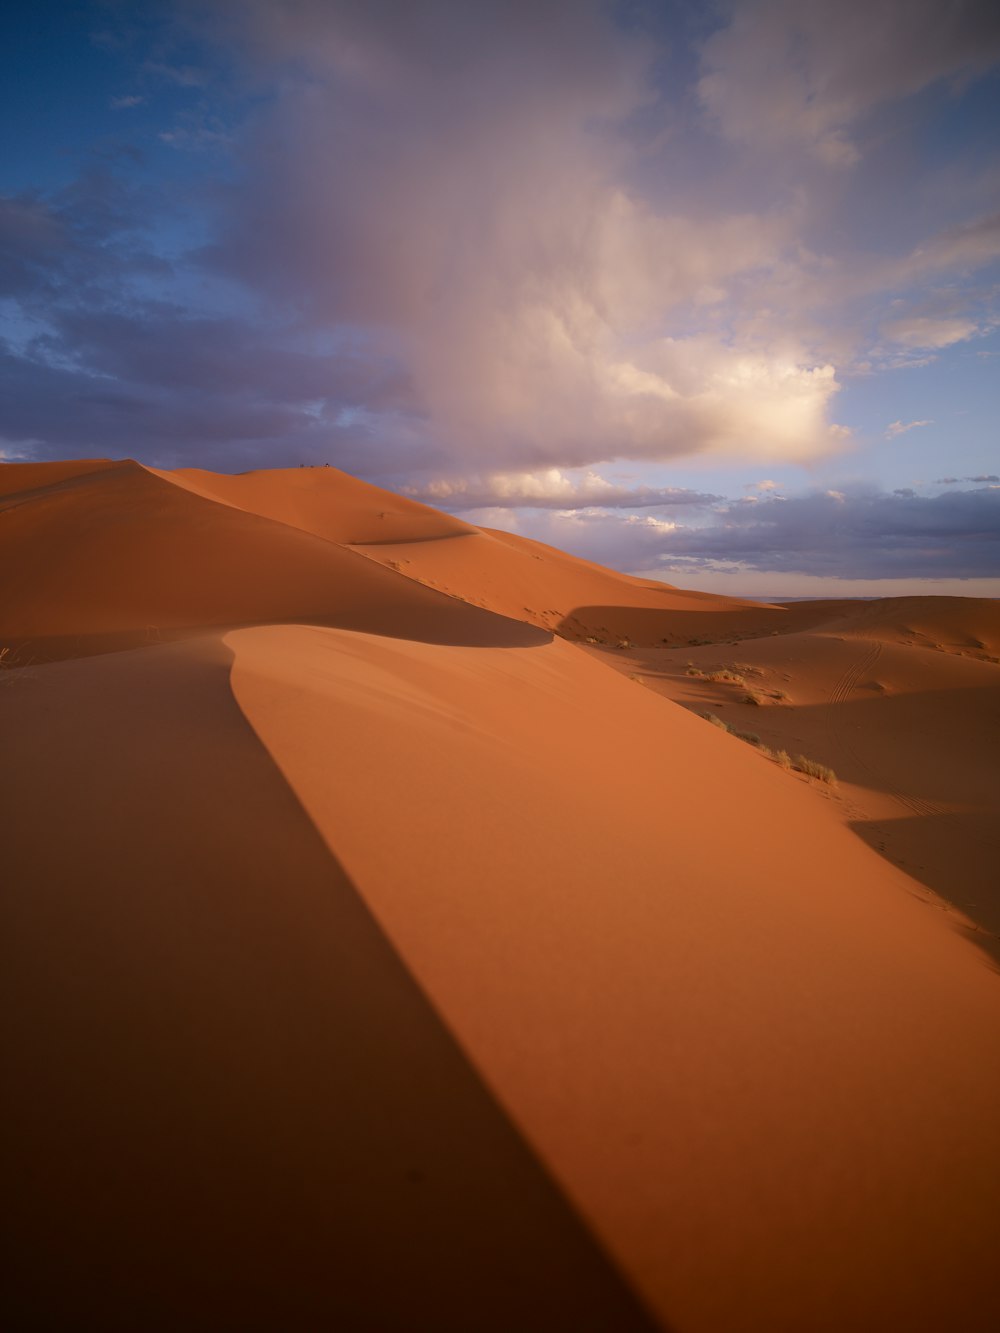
[794,755,837,785]
[702,712,730,731]
[700,714,829,782]
[706,669,745,685]
[686,666,705,678]
[742,690,763,705]
[732,730,761,746]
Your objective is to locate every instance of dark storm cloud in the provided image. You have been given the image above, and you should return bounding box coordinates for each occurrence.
[656,487,1000,579]
[490,485,1000,581]
[0,166,419,469]
[0,333,425,471]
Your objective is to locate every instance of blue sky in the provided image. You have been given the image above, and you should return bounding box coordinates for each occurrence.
[2,0,998,595]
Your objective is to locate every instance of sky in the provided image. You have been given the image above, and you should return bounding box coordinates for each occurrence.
[2,0,999,597]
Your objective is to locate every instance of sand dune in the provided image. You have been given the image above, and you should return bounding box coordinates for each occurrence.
[0,459,540,655]
[617,597,1000,957]
[3,459,999,1331]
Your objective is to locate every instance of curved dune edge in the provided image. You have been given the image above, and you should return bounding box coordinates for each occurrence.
[228,622,1000,1333]
[1,635,657,1331]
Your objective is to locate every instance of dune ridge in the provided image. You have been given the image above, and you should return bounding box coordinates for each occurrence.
[2,459,999,1332]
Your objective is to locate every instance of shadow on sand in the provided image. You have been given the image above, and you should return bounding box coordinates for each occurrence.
[1,637,659,1331]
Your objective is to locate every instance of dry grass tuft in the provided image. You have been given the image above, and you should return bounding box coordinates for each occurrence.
[794,755,837,785]
[700,712,828,780]
[702,712,730,731]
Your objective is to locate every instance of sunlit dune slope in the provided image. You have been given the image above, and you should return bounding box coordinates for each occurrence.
[0,459,540,650]
[230,621,1000,1333]
[157,462,477,544]
[349,521,769,640]
[622,592,1000,956]
[774,593,1000,655]
[3,457,1000,1333]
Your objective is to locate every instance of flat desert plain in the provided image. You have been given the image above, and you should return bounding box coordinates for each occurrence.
[3,458,999,1331]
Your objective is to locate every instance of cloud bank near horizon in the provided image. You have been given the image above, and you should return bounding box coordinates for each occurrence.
[461,484,1000,582]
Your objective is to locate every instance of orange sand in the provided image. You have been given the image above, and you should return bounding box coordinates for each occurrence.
[2,458,999,1331]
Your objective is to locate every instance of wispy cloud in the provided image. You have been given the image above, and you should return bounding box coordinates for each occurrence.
[885,419,932,438]
[882,316,982,349]
[109,94,144,110]
[698,0,1000,167]
[404,469,721,510]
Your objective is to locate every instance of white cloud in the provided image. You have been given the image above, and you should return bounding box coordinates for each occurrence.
[905,212,1000,276]
[885,419,932,438]
[109,95,144,110]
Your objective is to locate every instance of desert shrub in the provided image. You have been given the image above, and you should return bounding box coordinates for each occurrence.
[794,755,837,785]
[706,669,745,685]
[686,666,705,678]
[742,690,763,705]
[702,713,731,731]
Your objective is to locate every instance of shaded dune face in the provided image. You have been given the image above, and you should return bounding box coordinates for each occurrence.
[2,459,1000,1333]
[1,638,658,1332]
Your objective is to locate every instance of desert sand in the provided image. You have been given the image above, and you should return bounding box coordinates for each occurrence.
[3,458,999,1331]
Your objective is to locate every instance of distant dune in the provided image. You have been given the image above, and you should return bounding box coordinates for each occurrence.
[3,459,999,1332]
